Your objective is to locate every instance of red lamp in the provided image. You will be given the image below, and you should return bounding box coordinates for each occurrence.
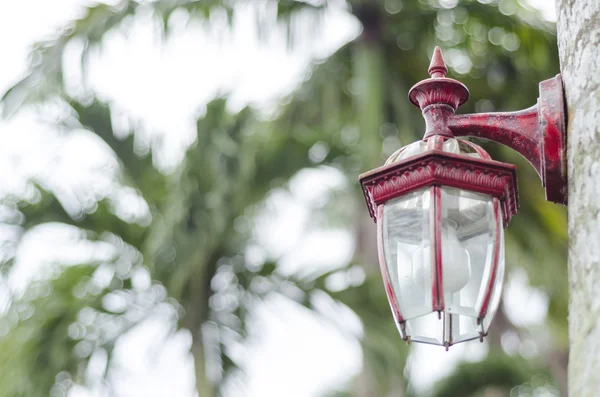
[359,47,567,349]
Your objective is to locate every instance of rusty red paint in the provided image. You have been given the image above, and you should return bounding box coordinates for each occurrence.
[359,147,519,226]
[539,76,568,204]
[432,186,444,312]
[407,47,567,205]
[428,46,447,78]
[448,107,542,176]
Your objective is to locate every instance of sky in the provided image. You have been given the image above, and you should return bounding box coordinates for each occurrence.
[0,1,556,396]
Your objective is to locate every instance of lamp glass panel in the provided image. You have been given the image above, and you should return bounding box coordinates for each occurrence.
[378,138,508,347]
[438,187,503,344]
[382,189,432,320]
[482,220,505,333]
[406,312,444,345]
[440,187,498,317]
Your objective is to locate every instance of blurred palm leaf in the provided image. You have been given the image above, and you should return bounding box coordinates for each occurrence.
[0,0,567,396]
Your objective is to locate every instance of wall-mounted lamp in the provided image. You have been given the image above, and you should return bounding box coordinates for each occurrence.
[359,47,567,349]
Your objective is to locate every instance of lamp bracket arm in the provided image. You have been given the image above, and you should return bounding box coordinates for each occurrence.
[408,46,567,205]
[449,75,567,205]
[448,105,541,175]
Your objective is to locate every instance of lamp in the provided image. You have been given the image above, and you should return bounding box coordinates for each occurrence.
[359,47,566,349]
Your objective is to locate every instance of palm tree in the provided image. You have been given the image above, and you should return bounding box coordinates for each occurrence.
[0,1,567,396]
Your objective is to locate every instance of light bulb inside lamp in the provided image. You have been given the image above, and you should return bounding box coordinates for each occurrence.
[411,222,471,294]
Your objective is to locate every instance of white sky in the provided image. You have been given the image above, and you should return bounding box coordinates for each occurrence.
[0,1,556,397]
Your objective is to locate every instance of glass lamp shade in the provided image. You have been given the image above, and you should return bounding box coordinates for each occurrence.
[360,137,517,349]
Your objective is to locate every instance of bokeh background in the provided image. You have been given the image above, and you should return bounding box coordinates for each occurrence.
[0,1,567,396]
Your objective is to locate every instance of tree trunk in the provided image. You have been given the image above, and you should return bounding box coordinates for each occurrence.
[191,336,214,397]
[556,2,600,396]
[188,255,220,397]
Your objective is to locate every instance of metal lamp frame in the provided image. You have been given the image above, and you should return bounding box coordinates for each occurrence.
[358,47,567,348]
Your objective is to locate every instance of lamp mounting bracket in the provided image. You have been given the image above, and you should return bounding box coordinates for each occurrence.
[408,47,567,205]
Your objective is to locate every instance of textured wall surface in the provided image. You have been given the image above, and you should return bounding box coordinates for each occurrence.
[556,1,600,396]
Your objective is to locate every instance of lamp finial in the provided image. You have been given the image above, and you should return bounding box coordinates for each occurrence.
[428,46,447,78]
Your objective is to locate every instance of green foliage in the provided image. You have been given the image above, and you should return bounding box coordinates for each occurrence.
[0,266,91,397]
[430,351,552,397]
[330,273,410,393]
[0,266,100,396]
[0,0,568,396]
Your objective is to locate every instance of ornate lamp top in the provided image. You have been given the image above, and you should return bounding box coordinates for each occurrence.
[404,46,567,204]
[408,47,470,113]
